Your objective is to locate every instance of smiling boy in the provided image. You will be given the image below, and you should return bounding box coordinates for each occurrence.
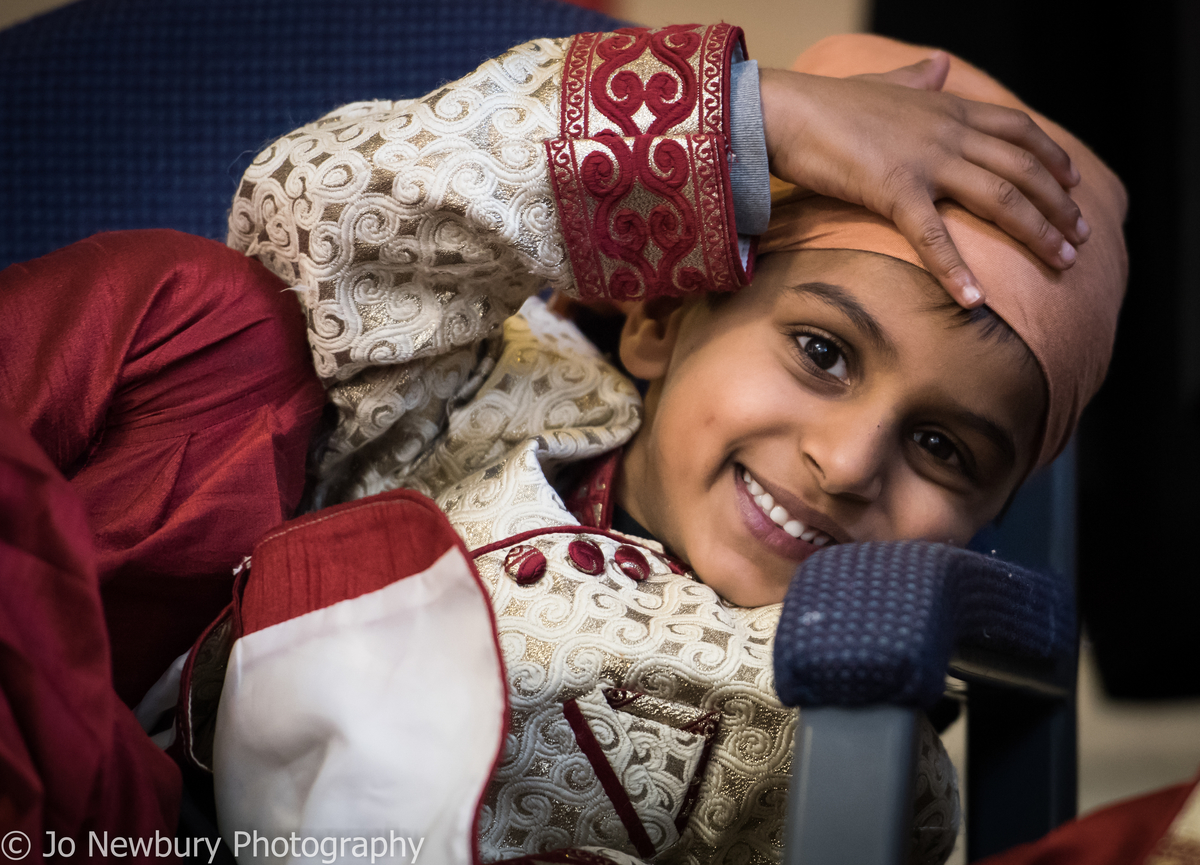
[0,10,1130,857]
[617,247,1047,607]
[174,26,1127,865]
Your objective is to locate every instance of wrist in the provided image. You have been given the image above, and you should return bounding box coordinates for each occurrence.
[757,67,796,165]
[758,67,821,197]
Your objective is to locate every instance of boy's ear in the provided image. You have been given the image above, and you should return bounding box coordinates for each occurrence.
[619,296,688,381]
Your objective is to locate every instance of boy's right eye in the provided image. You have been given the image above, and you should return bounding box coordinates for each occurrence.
[796,333,849,381]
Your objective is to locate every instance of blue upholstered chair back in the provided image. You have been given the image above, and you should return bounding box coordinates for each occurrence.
[0,0,622,272]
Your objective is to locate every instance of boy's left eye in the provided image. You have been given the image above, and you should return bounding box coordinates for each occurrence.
[797,334,848,381]
[912,429,961,466]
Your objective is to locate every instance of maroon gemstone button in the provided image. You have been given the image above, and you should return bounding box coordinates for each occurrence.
[504,545,547,586]
[567,538,605,575]
[614,545,651,581]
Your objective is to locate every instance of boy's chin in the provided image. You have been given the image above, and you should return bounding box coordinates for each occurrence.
[691,554,799,608]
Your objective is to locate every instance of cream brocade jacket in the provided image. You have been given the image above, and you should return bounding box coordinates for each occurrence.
[195,25,959,865]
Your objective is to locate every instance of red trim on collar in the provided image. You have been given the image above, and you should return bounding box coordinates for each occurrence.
[471,524,692,577]
[563,449,622,529]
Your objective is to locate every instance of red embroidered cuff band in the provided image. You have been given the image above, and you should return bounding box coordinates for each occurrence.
[548,24,751,301]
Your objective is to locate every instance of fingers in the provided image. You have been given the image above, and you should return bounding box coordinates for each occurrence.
[959,129,1090,250]
[941,159,1081,271]
[963,100,1083,193]
[887,186,985,307]
[757,64,1091,303]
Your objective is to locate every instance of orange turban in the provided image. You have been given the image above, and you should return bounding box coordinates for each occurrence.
[761,34,1128,470]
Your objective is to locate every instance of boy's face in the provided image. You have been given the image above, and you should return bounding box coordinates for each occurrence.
[617,249,1047,607]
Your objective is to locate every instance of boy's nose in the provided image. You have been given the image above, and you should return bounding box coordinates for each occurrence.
[802,420,889,503]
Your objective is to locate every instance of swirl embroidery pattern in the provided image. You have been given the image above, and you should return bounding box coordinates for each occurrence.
[225,38,575,505]
[546,25,749,301]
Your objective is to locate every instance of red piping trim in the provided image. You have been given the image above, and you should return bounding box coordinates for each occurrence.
[471,525,686,569]
[562,699,657,860]
[600,689,720,834]
[493,850,618,865]
[444,541,512,865]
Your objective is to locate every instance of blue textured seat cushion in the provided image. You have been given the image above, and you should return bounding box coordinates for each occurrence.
[773,541,1076,709]
[0,0,623,271]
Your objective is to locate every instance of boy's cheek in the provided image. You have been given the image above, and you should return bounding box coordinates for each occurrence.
[880,489,987,548]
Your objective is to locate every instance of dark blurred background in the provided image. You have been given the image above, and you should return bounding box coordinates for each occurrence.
[870,0,1200,700]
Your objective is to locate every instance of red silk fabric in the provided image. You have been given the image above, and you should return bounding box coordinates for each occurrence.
[236,490,470,638]
[0,403,181,850]
[0,230,325,706]
[1,229,325,843]
[978,777,1199,865]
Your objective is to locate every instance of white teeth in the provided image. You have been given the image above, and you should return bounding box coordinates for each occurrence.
[743,466,836,546]
[742,468,765,496]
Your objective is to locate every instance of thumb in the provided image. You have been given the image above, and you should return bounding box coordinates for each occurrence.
[856,51,950,91]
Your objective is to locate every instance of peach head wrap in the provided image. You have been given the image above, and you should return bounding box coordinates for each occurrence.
[761,34,1128,470]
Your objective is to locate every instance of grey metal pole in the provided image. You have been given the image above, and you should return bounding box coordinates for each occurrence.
[783,706,920,865]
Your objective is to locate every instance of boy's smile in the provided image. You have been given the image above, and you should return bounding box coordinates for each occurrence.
[735,465,840,555]
[616,249,1047,607]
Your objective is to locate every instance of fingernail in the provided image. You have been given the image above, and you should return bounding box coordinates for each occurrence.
[1059,239,1076,264]
[1068,159,1081,185]
[962,283,983,306]
[1076,216,1090,240]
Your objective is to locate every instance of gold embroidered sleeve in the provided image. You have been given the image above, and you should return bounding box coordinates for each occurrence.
[226,38,574,503]
[227,37,574,387]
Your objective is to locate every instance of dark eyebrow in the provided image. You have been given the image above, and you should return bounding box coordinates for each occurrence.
[785,281,895,358]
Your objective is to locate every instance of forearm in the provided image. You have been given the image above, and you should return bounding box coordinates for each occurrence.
[228,25,759,375]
